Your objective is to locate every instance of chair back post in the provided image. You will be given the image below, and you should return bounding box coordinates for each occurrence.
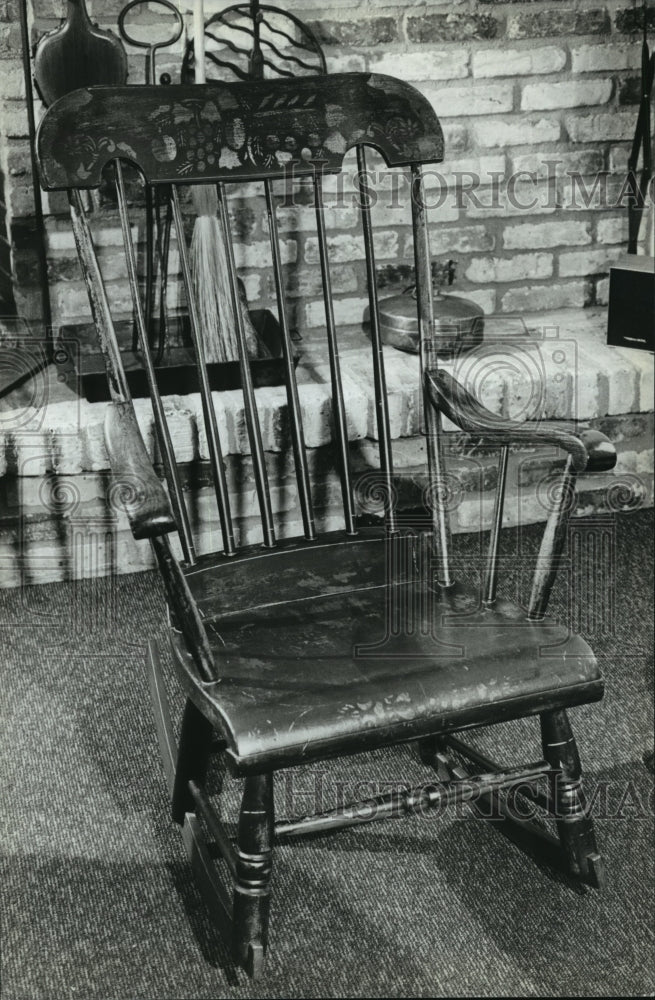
[70,180,196,564]
[356,144,397,532]
[114,162,196,564]
[527,455,577,620]
[410,164,453,587]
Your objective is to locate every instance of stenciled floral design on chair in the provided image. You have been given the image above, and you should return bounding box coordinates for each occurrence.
[37,75,444,190]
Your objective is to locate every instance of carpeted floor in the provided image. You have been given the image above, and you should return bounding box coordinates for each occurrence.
[0,510,653,999]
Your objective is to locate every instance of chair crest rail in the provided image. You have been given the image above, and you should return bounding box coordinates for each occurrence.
[36,73,444,190]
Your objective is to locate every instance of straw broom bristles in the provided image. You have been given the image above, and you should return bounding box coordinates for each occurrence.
[190,185,241,362]
[189,0,239,363]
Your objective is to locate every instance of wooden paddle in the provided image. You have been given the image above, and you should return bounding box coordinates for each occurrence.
[34,0,127,107]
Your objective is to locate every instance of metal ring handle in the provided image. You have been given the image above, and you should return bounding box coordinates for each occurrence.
[118,0,183,52]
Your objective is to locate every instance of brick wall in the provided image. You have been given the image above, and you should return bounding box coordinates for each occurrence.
[0,0,653,334]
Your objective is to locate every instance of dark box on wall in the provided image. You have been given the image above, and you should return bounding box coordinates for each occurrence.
[607,254,654,352]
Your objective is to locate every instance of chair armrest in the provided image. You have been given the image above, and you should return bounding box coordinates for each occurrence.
[425,369,616,474]
[104,400,176,539]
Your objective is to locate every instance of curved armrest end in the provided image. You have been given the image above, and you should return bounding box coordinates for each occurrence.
[131,510,178,540]
[425,369,616,474]
[578,428,617,473]
[104,401,177,539]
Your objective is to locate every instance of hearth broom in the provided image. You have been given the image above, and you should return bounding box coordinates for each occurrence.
[189,0,240,363]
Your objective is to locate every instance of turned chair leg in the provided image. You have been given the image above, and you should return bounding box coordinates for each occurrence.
[417,735,451,781]
[540,708,605,888]
[233,773,274,979]
[172,697,215,824]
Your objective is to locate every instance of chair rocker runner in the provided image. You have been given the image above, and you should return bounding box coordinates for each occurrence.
[36,72,617,979]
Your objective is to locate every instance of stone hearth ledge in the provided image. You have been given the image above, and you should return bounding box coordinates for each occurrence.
[0,309,652,586]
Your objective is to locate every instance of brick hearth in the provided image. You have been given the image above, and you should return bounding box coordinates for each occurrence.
[0,307,652,586]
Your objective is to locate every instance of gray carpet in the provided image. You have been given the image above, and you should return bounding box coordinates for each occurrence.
[0,511,653,999]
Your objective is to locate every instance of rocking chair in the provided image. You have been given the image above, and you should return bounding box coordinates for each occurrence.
[36,72,616,979]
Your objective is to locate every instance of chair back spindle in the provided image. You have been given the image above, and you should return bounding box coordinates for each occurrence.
[410,165,452,586]
[528,456,577,620]
[216,186,277,548]
[356,145,396,532]
[313,171,357,536]
[169,185,237,556]
[264,179,316,540]
[483,444,509,606]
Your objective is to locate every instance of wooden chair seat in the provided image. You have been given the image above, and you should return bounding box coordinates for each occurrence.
[173,531,603,773]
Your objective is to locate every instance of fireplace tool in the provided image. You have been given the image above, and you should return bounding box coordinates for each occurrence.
[626,4,653,255]
[118,0,184,361]
[24,1,328,400]
[607,4,654,352]
[2,0,55,401]
[3,0,129,400]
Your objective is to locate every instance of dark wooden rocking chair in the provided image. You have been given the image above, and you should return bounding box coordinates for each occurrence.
[37,73,617,979]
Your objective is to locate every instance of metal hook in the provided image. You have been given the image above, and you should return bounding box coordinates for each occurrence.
[118,0,184,85]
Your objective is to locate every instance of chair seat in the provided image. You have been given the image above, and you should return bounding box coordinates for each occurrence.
[172,531,603,773]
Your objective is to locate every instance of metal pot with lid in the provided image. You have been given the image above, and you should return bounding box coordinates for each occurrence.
[377,260,484,358]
